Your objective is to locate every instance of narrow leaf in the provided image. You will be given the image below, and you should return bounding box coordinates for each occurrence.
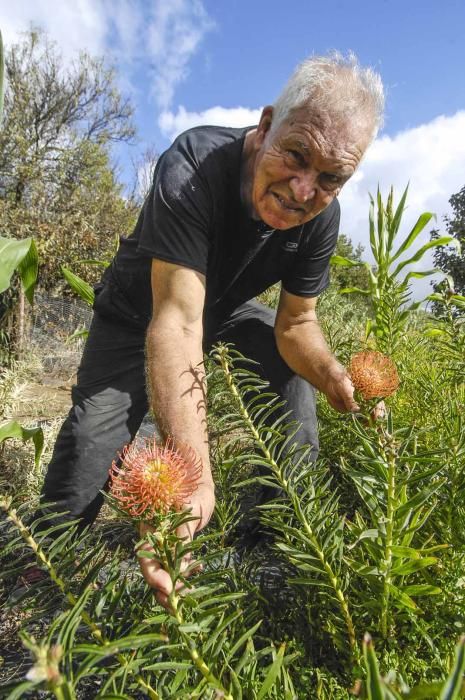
[17,239,38,304]
[62,266,95,306]
[439,637,465,700]
[391,557,437,576]
[0,420,44,469]
[402,584,441,596]
[0,237,35,295]
[257,644,286,699]
[392,237,460,277]
[363,633,384,700]
[390,212,435,262]
[330,255,363,267]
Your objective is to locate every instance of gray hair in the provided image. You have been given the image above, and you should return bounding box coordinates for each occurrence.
[271,52,385,141]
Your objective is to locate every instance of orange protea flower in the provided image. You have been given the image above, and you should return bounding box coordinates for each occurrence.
[349,351,400,400]
[109,437,201,520]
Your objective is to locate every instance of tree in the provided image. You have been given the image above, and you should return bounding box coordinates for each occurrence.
[0,29,138,356]
[431,185,465,295]
[128,145,159,208]
[331,232,370,292]
[0,29,134,207]
[0,29,137,287]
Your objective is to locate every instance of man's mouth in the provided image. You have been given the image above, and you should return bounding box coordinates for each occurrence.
[272,192,304,213]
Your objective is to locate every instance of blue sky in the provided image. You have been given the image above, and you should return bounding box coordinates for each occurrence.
[2,0,465,295]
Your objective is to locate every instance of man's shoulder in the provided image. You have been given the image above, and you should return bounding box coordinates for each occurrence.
[155,125,252,200]
[167,124,252,167]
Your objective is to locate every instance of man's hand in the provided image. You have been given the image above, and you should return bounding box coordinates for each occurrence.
[138,481,215,609]
[323,362,360,413]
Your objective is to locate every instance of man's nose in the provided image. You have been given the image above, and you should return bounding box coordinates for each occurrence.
[289,170,318,203]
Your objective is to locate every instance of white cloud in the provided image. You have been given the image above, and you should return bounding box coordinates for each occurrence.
[147,0,214,109]
[339,111,465,298]
[0,0,214,108]
[0,0,108,59]
[159,105,264,141]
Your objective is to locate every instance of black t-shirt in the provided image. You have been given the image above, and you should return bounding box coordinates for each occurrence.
[94,125,340,330]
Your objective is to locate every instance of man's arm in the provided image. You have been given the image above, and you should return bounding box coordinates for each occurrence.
[274,288,358,413]
[140,259,215,606]
[146,259,212,483]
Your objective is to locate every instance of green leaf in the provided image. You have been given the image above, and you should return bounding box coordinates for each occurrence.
[402,584,442,596]
[405,683,447,699]
[17,239,38,304]
[388,584,418,611]
[0,237,37,299]
[0,420,44,470]
[144,661,192,671]
[363,633,384,700]
[330,255,363,267]
[369,194,378,259]
[0,29,4,123]
[402,269,438,284]
[377,187,386,267]
[339,286,370,295]
[440,637,465,700]
[389,184,409,245]
[395,482,444,521]
[348,528,379,550]
[392,236,460,277]
[61,266,95,306]
[390,212,435,263]
[391,556,437,576]
[227,620,262,660]
[257,644,286,699]
[67,327,89,343]
[390,545,421,559]
[73,633,167,657]
[3,681,39,700]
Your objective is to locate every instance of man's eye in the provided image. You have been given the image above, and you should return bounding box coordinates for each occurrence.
[286,149,305,165]
[320,174,341,190]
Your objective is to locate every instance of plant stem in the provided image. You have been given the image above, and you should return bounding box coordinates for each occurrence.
[0,498,160,700]
[380,433,396,639]
[160,544,234,699]
[50,685,72,700]
[217,347,357,655]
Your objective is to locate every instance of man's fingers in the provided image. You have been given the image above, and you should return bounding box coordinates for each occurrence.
[137,502,207,610]
[344,395,360,412]
[155,590,170,608]
[371,400,386,420]
[177,516,198,544]
[138,554,174,596]
[342,376,359,412]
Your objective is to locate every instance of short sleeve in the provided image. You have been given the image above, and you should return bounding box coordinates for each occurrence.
[136,135,213,275]
[282,199,340,297]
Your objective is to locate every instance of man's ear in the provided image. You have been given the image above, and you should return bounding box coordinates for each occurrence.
[254,106,273,149]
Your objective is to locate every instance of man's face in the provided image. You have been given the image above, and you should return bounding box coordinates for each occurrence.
[250,106,371,230]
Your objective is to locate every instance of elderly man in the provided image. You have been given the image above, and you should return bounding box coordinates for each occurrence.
[40,53,384,604]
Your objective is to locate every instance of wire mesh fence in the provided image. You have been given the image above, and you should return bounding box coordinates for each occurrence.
[27,293,159,437]
[29,293,93,377]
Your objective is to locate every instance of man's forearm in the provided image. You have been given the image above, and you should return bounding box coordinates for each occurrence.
[275,316,357,413]
[145,319,212,485]
[275,318,342,391]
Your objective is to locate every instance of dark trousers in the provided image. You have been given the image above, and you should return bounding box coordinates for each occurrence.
[41,300,318,527]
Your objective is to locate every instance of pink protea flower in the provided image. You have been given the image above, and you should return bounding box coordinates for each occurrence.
[349,351,400,400]
[109,437,201,520]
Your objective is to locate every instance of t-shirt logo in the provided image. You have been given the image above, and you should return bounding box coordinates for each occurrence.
[282,240,299,252]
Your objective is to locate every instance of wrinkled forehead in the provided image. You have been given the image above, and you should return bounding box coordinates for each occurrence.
[274,105,374,151]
